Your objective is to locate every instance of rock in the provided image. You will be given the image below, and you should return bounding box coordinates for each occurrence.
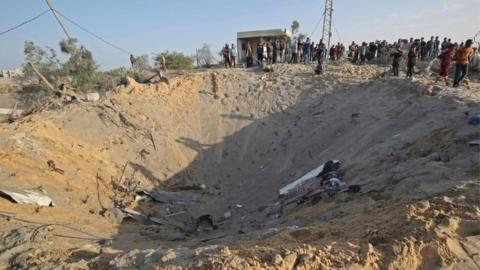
[273,254,283,265]
[103,208,125,225]
[223,211,232,219]
[283,253,298,269]
[161,249,177,263]
[417,200,430,212]
[86,92,100,102]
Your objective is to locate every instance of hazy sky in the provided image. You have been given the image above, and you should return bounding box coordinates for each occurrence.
[1,0,479,70]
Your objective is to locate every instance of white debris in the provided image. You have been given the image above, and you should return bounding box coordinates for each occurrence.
[0,188,54,207]
[0,108,23,115]
[223,211,232,219]
[86,92,100,102]
[279,160,339,196]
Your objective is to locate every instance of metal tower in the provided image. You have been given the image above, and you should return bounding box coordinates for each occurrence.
[321,0,333,48]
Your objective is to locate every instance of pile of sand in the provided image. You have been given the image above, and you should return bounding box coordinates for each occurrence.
[0,62,478,269]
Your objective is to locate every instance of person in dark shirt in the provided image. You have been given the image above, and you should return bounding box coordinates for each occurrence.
[256,43,263,65]
[420,37,427,61]
[406,41,418,78]
[391,48,403,76]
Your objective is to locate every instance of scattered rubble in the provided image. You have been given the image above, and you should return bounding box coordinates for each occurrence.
[0,63,478,269]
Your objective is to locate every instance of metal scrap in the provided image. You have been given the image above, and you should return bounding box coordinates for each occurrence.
[47,160,65,175]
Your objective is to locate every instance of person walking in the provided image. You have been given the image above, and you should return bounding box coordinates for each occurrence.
[436,44,454,86]
[453,39,474,87]
[230,44,237,68]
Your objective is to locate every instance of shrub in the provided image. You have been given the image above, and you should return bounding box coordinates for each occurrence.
[154,51,193,70]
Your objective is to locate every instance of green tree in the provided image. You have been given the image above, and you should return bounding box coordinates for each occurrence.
[298,33,307,42]
[154,51,193,70]
[291,20,300,36]
[23,41,62,84]
[59,38,98,89]
[131,54,150,72]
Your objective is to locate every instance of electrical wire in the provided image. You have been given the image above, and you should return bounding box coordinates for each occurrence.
[309,13,325,39]
[332,19,343,44]
[0,9,51,36]
[53,9,132,55]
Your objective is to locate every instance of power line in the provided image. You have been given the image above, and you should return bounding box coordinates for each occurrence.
[309,13,325,40]
[332,20,343,44]
[54,9,132,55]
[0,9,51,36]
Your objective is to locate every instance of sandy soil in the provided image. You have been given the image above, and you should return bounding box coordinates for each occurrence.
[0,62,479,269]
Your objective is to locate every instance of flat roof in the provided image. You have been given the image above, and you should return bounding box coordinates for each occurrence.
[237,29,292,39]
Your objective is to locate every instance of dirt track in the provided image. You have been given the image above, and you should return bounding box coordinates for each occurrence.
[0,62,479,269]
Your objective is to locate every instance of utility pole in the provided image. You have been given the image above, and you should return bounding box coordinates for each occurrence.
[45,0,72,40]
[321,0,333,49]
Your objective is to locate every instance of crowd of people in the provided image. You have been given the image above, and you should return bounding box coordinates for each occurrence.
[376,37,476,87]
[220,35,477,87]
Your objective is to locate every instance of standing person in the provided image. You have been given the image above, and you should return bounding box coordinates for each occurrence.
[360,42,367,64]
[246,41,253,67]
[257,43,263,65]
[441,37,449,51]
[453,39,474,87]
[349,42,357,63]
[304,38,312,64]
[433,36,440,57]
[329,45,336,61]
[263,42,268,65]
[426,36,434,59]
[272,40,278,64]
[436,44,454,86]
[290,39,298,63]
[406,40,418,78]
[310,42,315,62]
[280,39,286,63]
[391,47,403,77]
[420,37,427,61]
[315,42,326,74]
[223,44,231,68]
[298,40,304,63]
[230,44,237,68]
[266,41,273,64]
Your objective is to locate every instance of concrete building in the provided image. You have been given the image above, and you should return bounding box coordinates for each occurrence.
[0,68,23,78]
[236,29,292,64]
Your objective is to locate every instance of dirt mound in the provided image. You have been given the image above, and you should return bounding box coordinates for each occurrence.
[0,63,479,269]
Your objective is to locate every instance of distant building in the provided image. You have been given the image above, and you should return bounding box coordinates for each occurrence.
[236,29,292,63]
[0,68,23,78]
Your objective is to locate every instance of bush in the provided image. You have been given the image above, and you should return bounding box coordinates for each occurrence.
[131,54,150,72]
[92,67,137,91]
[23,39,98,91]
[154,51,193,70]
[59,39,98,90]
[23,41,62,84]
